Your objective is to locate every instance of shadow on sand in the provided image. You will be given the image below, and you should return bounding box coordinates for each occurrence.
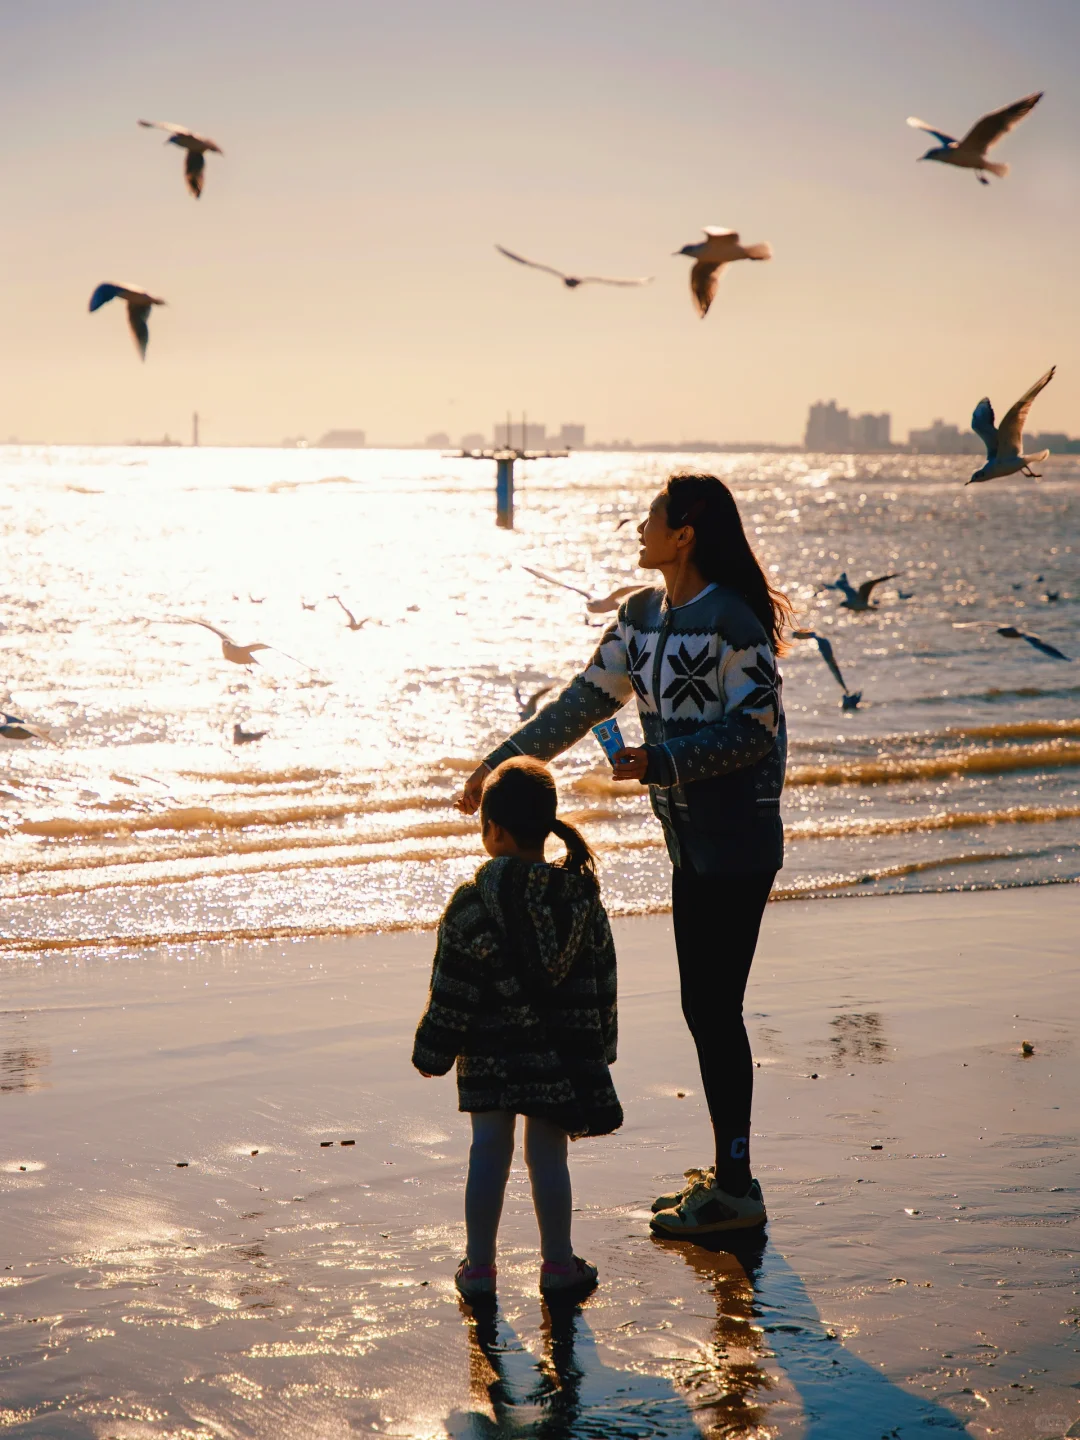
[446,1233,970,1439]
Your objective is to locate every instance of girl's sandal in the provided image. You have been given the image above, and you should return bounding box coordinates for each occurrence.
[454,1259,497,1300]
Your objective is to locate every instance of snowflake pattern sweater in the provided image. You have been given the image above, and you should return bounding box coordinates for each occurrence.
[484,583,785,873]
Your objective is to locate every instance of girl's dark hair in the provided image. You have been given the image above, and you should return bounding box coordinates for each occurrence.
[663,473,793,655]
[481,757,597,884]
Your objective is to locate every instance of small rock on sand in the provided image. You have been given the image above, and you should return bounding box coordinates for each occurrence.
[1021,1040,1035,1056]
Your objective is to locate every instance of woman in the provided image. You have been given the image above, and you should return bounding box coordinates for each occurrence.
[459,473,790,1237]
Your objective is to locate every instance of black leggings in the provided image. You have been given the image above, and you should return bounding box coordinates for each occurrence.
[671,866,776,1192]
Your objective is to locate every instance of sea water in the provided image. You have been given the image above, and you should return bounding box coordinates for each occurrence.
[1,445,1077,954]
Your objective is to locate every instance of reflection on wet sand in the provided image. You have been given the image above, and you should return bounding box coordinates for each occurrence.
[0,1013,50,1094]
[452,1234,972,1438]
[828,1011,888,1066]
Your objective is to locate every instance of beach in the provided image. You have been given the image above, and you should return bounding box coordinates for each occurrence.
[3,883,1078,1438]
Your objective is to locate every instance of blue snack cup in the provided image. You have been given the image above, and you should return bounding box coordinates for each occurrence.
[591,718,625,762]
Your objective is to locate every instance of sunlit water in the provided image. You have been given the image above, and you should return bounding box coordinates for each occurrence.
[1,445,1077,953]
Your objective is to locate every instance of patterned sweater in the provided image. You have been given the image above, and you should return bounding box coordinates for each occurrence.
[485,583,785,874]
[412,856,622,1139]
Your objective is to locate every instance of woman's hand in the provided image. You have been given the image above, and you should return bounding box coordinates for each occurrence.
[456,762,490,814]
[611,746,649,783]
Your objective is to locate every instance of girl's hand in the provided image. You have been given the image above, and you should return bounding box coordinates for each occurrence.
[418,1070,435,1078]
[456,762,490,814]
[612,747,649,782]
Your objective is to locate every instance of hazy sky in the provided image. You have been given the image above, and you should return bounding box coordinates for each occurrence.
[2,0,1078,445]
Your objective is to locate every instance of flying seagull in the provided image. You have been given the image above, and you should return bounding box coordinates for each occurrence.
[169,618,313,669]
[138,119,223,198]
[953,621,1071,661]
[0,711,53,742]
[674,228,772,318]
[523,566,643,615]
[513,681,556,720]
[327,595,374,631]
[495,245,652,289]
[88,284,166,360]
[792,630,862,709]
[907,92,1042,184]
[820,572,900,612]
[233,721,268,745]
[969,367,1056,483]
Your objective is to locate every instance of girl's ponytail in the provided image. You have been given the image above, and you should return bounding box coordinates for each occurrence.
[551,817,598,885]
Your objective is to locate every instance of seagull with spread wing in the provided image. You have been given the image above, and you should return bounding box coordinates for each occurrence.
[969,367,1056,483]
[523,566,643,615]
[0,710,54,743]
[792,630,862,709]
[820,571,900,612]
[674,228,772,318]
[953,621,1071,661]
[495,245,652,289]
[88,284,166,360]
[907,92,1042,184]
[138,119,223,198]
[327,595,374,631]
[168,619,313,669]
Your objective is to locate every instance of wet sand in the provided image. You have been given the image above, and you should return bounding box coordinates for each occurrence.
[2,886,1078,1438]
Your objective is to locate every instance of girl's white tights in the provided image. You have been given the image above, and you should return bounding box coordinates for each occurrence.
[465,1111,573,1267]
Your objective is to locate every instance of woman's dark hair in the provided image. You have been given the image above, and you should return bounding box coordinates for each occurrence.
[663,473,793,655]
[481,757,597,884]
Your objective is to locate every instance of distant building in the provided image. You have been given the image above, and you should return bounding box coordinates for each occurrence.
[424,431,451,448]
[805,401,892,452]
[556,423,586,448]
[494,421,547,447]
[907,419,981,455]
[460,432,487,450]
[317,429,366,448]
[804,401,850,451]
[1027,432,1080,454]
[851,412,891,450]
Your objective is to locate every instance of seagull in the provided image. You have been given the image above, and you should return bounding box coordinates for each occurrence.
[233,721,267,745]
[300,598,319,611]
[328,595,373,631]
[88,284,166,360]
[907,92,1042,184]
[169,618,313,669]
[820,572,900,612]
[138,119,223,198]
[513,681,555,720]
[792,630,862,709]
[0,711,53,742]
[673,228,772,318]
[953,621,1071,661]
[495,245,652,289]
[969,367,1056,483]
[523,566,644,615]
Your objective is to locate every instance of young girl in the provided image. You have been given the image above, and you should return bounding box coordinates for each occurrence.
[412,757,621,1300]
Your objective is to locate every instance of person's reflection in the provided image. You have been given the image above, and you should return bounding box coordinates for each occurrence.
[657,1233,971,1438]
[460,1298,589,1439]
[650,1231,775,1436]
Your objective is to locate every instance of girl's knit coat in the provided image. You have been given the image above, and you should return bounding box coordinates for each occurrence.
[412,856,622,1139]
